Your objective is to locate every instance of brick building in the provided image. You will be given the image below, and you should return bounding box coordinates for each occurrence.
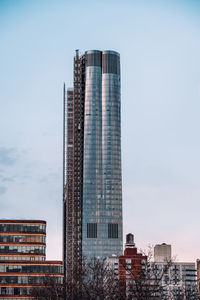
[108,234,147,299]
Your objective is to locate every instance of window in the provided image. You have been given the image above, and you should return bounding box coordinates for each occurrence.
[87,223,97,238]
[108,223,118,238]
[1,287,6,295]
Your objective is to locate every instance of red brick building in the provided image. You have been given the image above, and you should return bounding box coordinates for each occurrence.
[118,234,147,298]
[119,233,146,280]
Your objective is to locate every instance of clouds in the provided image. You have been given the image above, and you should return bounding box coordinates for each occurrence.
[0,147,18,166]
[0,147,19,197]
[0,0,200,261]
[0,186,7,195]
[0,145,63,259]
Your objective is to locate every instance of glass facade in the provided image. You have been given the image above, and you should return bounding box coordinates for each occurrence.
[0,264,61,273]
[0,224,45,233]
[82,50,122,258]
[0,245,45,254]
[0,235,45,243]
[0,285,33,297]
[0,220,63,299]
[64,50,123,276]
[0,222,46,262]
[0,256,45,261]
[0,276,62,284]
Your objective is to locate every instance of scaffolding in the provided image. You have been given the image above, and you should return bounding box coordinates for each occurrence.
[63,50,85,284]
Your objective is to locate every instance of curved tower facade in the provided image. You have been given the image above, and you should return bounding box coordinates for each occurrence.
[63,50,122,277]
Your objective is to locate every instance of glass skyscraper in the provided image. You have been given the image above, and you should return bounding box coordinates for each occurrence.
[63,50,123,278]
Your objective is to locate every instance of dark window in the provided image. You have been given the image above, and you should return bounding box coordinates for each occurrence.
[14,287,20,295]
[1,287,6,294]
[102,53,120,75]
[87,223,97,238]
[86,52,102,67]
[108,223,118,238]
[0,224,45,232]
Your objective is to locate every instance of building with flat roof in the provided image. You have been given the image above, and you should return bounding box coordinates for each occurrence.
[63,50,123,278]
[0,220,63,299]
[154,243,171,263]
[154,243,197,298]
[196,259,200,294]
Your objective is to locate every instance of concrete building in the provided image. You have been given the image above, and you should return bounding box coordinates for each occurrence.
[154,243,197,298]
[63,50,123,278]
[196,259,200,294]
[154,243,171,263]
[107,239,198,299]
[0,220,63,299]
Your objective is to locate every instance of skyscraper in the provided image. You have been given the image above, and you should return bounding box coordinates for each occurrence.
[63,50,123,278]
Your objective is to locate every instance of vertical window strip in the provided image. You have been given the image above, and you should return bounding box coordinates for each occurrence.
[108,223,118,239]
[87,223,97,238]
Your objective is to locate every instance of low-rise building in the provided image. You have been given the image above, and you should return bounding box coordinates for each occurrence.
[154,243,197,298]
[108,237,198,299]
[107,234,148,298]
[0,220,63,299]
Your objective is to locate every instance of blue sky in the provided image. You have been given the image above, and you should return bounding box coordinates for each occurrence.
[0,0,200,261]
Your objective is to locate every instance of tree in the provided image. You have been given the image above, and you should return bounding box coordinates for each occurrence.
[30,254,200,300]
[119,247,173,300]
[81,257,120,300]
[170,284,199,300]
[30,257,120,300]
[30,276,64,300]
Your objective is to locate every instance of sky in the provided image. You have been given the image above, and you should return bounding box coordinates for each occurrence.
[0,0,200,262]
